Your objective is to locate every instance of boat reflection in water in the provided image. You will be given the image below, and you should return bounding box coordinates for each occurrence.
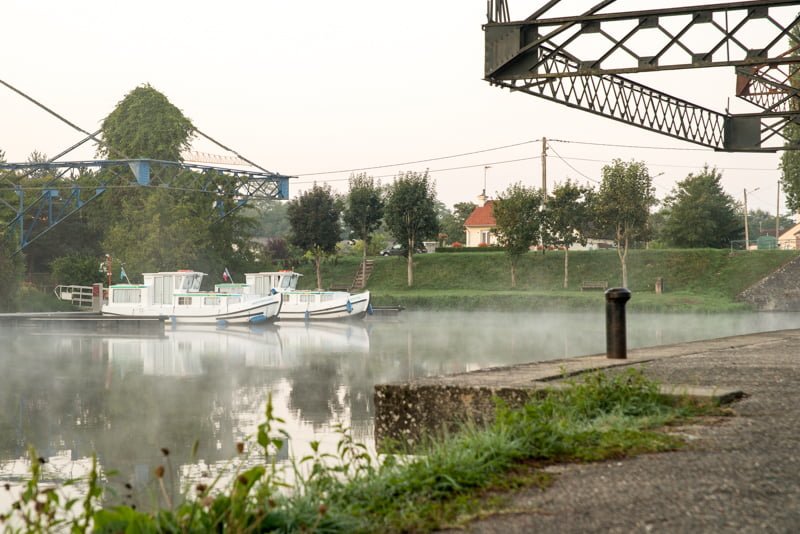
[107,321,371,375]
[0,321,373,512]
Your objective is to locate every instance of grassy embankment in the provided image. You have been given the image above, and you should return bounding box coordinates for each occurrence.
[299,249,798,312]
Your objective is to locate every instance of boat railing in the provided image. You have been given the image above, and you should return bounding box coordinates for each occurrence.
[53,284,95,308]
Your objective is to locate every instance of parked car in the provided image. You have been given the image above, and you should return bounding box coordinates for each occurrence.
[380,243,427,256]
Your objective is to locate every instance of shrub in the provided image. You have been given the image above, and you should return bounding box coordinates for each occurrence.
[435,246,504,253]
[50,254,103,287]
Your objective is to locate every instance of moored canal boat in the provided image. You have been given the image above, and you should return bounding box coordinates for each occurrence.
[103,270,282,325]
[216,271,370,321]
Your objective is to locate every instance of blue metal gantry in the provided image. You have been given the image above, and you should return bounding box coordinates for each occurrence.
[0,159,292,252]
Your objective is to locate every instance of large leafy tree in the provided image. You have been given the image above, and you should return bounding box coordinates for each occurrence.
[493,183,545,288]
[287,184,342,289]
[103,189,215,273]
[546,180,595,288]
[384,171,439,287]
[596,159,657,288]
[98,84,194,160]
[344,173,384,270]
[95,85,257,280]
[660,166,740,248]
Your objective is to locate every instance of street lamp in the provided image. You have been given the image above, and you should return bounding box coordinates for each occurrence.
[744,187,760,251]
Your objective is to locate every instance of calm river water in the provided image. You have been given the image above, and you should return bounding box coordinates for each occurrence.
[0,310,798,508]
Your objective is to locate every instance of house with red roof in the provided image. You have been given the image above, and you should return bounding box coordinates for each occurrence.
[464,197,498,247]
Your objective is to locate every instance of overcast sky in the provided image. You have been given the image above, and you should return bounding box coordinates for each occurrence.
[1,0,794,216]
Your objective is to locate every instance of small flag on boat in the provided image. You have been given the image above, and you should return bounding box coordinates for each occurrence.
[223,267,232,282]
[120,266,127,282]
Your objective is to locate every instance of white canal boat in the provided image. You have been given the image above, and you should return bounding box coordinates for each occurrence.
[103,270,282,325]
[215,271,371,321]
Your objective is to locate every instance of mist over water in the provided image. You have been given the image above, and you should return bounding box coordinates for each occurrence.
[0,310,798,508]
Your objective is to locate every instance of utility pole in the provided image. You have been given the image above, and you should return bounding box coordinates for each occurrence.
[743,188,759,251]
[541,137,547,200]
[744,188,749,251]
[540,137,547,255]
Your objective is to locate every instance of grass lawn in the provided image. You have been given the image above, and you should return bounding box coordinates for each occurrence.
[296,249,797,312]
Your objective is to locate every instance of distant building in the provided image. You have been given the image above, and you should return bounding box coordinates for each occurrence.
[778,222,800,249]
[463,193,615,250]
[464,198,498,247]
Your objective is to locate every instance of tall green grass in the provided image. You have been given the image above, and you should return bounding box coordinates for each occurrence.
[4,370,716,533]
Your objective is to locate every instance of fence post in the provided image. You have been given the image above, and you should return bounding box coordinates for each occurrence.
[92,283,103,312]
[605,288,631,359]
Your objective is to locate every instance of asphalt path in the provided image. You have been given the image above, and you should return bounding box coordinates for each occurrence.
[442,330,800,533]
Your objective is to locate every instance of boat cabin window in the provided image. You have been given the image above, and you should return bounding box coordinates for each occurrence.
[277,274,299,290]
[299,294,315,303]
[112,288,141,304]
[178,296,193,306]
[179,274,203,292]
[204,296,221,306]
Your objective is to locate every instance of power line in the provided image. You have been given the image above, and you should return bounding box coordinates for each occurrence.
[293,155,543,185]
[292,135,766,181]
[0,78,121,160]
[546,144,599,184]
[548,138,710,151]
[552,155,777,172]
[295,139,541,177]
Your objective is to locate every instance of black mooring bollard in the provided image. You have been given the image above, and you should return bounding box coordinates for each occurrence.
[605,287,632,359]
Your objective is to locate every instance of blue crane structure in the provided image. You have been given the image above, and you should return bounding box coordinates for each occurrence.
[0,158,292,253]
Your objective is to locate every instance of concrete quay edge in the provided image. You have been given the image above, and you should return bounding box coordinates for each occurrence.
[373,329,798,447]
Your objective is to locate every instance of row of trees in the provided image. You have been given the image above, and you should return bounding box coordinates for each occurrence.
[289,159,756,292]
[287,171,439,288]
[491,162,645,289]
[492,160,772,289]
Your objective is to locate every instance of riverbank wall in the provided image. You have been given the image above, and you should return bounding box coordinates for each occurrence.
[737,254,800,311]
[373,331,780,448]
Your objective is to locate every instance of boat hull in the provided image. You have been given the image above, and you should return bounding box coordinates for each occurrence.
[276,291,370,321]
[102,295,282,325]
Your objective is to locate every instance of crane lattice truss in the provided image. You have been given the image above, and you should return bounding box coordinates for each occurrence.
[485,0,800,151]
[0,159,291,252]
